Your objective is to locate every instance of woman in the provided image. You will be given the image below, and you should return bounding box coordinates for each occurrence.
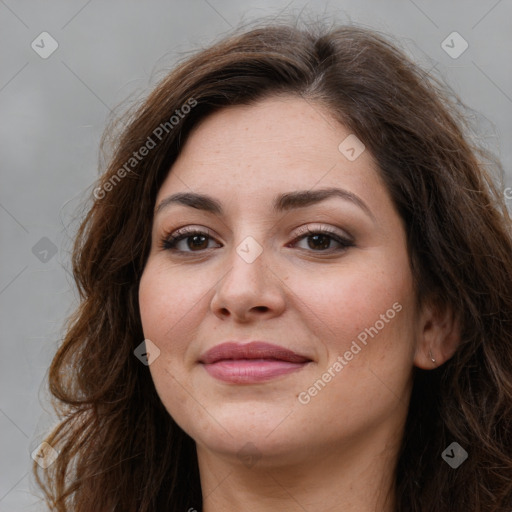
[34,20,512,512]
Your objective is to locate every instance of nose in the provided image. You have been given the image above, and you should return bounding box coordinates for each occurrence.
[210,240,286,323]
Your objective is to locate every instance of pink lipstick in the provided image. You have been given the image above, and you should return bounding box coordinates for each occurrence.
[199,341,311,384]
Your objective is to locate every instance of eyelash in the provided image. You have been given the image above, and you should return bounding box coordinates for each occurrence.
[159,225,354,255]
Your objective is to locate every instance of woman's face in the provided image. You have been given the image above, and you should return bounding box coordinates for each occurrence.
[139,95,421,467]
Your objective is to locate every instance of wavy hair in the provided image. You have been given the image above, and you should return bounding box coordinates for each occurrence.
[34,19,512,512]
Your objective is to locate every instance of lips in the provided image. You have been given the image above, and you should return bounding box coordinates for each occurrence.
[200,341,311,364]
[199,341,312,384]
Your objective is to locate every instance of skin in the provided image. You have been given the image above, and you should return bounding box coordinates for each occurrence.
[138,95,459,511]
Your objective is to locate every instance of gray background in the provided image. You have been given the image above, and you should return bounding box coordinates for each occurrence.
[1,0,511,509]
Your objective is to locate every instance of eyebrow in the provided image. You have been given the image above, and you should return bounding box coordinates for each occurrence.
[154,187,375,222]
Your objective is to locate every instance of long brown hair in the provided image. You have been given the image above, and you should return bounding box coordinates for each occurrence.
[34,19,512,511]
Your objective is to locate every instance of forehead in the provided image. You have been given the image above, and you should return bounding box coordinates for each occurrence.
[156,95,383,207]
[178,95,350,164]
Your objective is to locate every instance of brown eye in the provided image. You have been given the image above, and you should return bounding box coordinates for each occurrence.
[187,234,209,251]
[161,229,221,252]
[290,228,354,253]
[306,233,332,250]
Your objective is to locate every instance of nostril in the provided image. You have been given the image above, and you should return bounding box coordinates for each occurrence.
[252,306,269,313]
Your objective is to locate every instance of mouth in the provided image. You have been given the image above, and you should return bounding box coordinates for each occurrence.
[198,341,312,384]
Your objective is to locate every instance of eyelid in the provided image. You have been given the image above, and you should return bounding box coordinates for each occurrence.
[168,225,216,239]
[292,223,354,242]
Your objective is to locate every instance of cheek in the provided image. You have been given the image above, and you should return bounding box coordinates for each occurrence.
[290,258,417,412]
[287,256,413,347]
[138,263,210,428]
[138,261,211,346]
[288,258,416,417]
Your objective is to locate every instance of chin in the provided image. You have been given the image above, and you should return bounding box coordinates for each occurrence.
[175,404,306,463]
[194,427,307,468]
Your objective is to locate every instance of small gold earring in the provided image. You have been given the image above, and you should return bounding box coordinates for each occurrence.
[429,349,436,364]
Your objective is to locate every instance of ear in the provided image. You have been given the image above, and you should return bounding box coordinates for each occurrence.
[413,301,460,369]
